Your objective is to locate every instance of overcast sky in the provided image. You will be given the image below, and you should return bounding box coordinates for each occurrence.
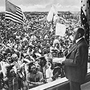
[0,0,81,12]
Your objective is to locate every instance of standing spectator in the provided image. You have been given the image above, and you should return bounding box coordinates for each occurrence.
[26,62,44,89]
[46,61,53,82]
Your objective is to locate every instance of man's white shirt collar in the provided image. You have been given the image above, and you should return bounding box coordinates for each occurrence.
[76,37,84,43]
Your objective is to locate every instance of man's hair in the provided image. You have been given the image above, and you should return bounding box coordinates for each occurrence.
[77,28,85,37]
[28,62,35,72]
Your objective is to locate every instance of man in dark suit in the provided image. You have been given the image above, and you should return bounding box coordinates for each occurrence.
[62,28,88,90]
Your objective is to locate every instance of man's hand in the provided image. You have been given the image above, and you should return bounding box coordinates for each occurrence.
[59,56,66,64]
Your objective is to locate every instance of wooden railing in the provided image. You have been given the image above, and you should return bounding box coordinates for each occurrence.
[30,67,90,90]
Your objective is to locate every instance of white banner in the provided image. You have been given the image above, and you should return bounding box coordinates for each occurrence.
[55,23,66,36]
[47,5,57,22]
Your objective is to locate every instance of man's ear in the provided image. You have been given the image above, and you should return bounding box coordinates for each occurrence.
[79,33,81,38]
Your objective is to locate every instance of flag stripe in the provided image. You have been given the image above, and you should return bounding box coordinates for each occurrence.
[16,7,23,16]
[16,11,23,18]
[16,7,22,13]
[5,13,23,23]
[6,16,22,24]
[5,15,23,23]
[6,11,23,21]
[5,16,22,24]
[16,10,22,15]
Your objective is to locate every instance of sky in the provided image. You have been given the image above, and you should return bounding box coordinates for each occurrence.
[0,0,81,12]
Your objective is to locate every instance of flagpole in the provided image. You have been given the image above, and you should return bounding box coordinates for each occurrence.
[5,0,7,40]
[81,0,89,45]
[51,13,54,31]
[85,0,89,46]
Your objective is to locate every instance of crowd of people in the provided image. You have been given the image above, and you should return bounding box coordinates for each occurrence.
[0,11,80,90]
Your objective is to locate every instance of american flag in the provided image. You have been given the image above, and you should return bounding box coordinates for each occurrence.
[5,0,23,24]
[81,0,90,45]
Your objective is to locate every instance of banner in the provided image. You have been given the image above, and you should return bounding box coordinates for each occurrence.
[47,5,57,22]
[55,23,66,36]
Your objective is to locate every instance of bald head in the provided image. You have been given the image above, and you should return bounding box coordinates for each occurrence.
[73,28,85,42]
[77,28,85,37]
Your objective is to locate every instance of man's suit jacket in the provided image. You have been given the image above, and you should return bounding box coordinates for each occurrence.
[63,38,88,83]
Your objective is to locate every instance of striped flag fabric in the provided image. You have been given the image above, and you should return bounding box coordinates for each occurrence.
[81,0,90,45]
[5,0,23,24]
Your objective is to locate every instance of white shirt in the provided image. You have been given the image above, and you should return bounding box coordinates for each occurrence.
[0,61,9,77]
[46,67,53,79]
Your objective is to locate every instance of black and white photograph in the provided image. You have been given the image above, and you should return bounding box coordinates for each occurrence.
[0,0,90,90]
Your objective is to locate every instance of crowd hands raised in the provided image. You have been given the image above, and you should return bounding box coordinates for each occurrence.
[0,12,80,90]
